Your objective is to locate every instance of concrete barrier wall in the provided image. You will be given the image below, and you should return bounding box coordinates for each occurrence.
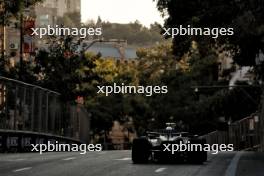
[0,130,81,152]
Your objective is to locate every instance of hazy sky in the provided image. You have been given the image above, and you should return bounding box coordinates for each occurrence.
[81,0,164,27]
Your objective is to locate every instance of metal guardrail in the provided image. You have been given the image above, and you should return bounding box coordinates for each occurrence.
[0,76,63,135]
[203,114,263,151]
[102,142,131,150]
[0,76,91,152]
[259,91,264,152]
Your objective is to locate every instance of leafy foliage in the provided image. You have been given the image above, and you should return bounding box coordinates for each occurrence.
[84,19,164,47]
[0,0,43,25]
[1,0,262,135]
[34,37,100,101]
[155,0,264,68]
[57,12,81,28]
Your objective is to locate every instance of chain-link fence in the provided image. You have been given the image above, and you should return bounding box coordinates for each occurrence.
[259,90,264,151]
[0,76,90,143]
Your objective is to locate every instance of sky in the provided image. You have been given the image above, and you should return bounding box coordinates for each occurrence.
[81,0,164,27]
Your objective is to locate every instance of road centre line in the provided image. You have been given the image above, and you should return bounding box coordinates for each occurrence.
[15,158,26,161]
[155,167,167,173]
[7,158,26,162]
[114,157,131,161]
[13,167,32,172]
[63,157,76,161]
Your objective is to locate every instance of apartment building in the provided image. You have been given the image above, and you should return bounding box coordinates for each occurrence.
[1,0,81,62]
[35,0,81,26]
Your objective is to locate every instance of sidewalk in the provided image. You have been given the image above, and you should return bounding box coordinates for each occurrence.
[236,152,264,176]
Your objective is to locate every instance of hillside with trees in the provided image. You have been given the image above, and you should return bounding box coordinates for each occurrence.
[84,17,165,47]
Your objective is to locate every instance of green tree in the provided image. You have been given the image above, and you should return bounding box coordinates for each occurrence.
[134,42,260,134]
[84,20,164,46]
[155,0,264,68]
[57,12,81,28]
[152,0,264,133]
[34,36,99,101]
[0,0,43,24]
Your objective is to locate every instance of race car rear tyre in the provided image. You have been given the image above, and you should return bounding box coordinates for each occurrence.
[132,138,151,164]
[187,138,207,164]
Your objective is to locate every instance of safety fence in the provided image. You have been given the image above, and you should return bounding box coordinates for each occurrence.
[0,76,90,152]
[0,77,62,135]
[102,142,131,150]
[203,113,263,151]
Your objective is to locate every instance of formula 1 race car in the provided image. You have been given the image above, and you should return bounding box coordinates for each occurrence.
[132,123,207,164]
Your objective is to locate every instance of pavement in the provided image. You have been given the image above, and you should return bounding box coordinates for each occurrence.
[0,151,263,176]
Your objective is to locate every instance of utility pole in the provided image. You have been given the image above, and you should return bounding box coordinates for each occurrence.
[0,2,5,58]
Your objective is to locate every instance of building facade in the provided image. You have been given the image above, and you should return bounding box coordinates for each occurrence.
[1,0,81,63]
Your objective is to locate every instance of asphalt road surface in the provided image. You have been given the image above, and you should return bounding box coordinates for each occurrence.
[0,151,263,176]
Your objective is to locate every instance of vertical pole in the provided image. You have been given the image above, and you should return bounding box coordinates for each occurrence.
[37,90,42,132]
[87,112,91,143]
[1,23,5,58]
[104,130,106,150]
[13,85,18,130]
[0,2,5,58]
[5,83,8,129]
[51,97,56,133]
[31,88,35,131]
[260,88,264,151]
[19,12,23,80]
[22,87,26,130]
[58,101,62,135]
[45,93,49,133]
[2,18,5,58]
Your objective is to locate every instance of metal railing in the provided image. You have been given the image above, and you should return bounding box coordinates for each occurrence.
[259,91,264,151]
[0,76,90,143]
[0,76,62,134]
[203,113,263,151]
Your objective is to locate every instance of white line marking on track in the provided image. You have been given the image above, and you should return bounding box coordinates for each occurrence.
[63,157,76,161]
[13,167,32,172]
[225,152,243,176]
[15,158,26,161]
[7,158,26,162]
[155,167,167,173]
[115,157,131,161]
[99,152,106,155]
